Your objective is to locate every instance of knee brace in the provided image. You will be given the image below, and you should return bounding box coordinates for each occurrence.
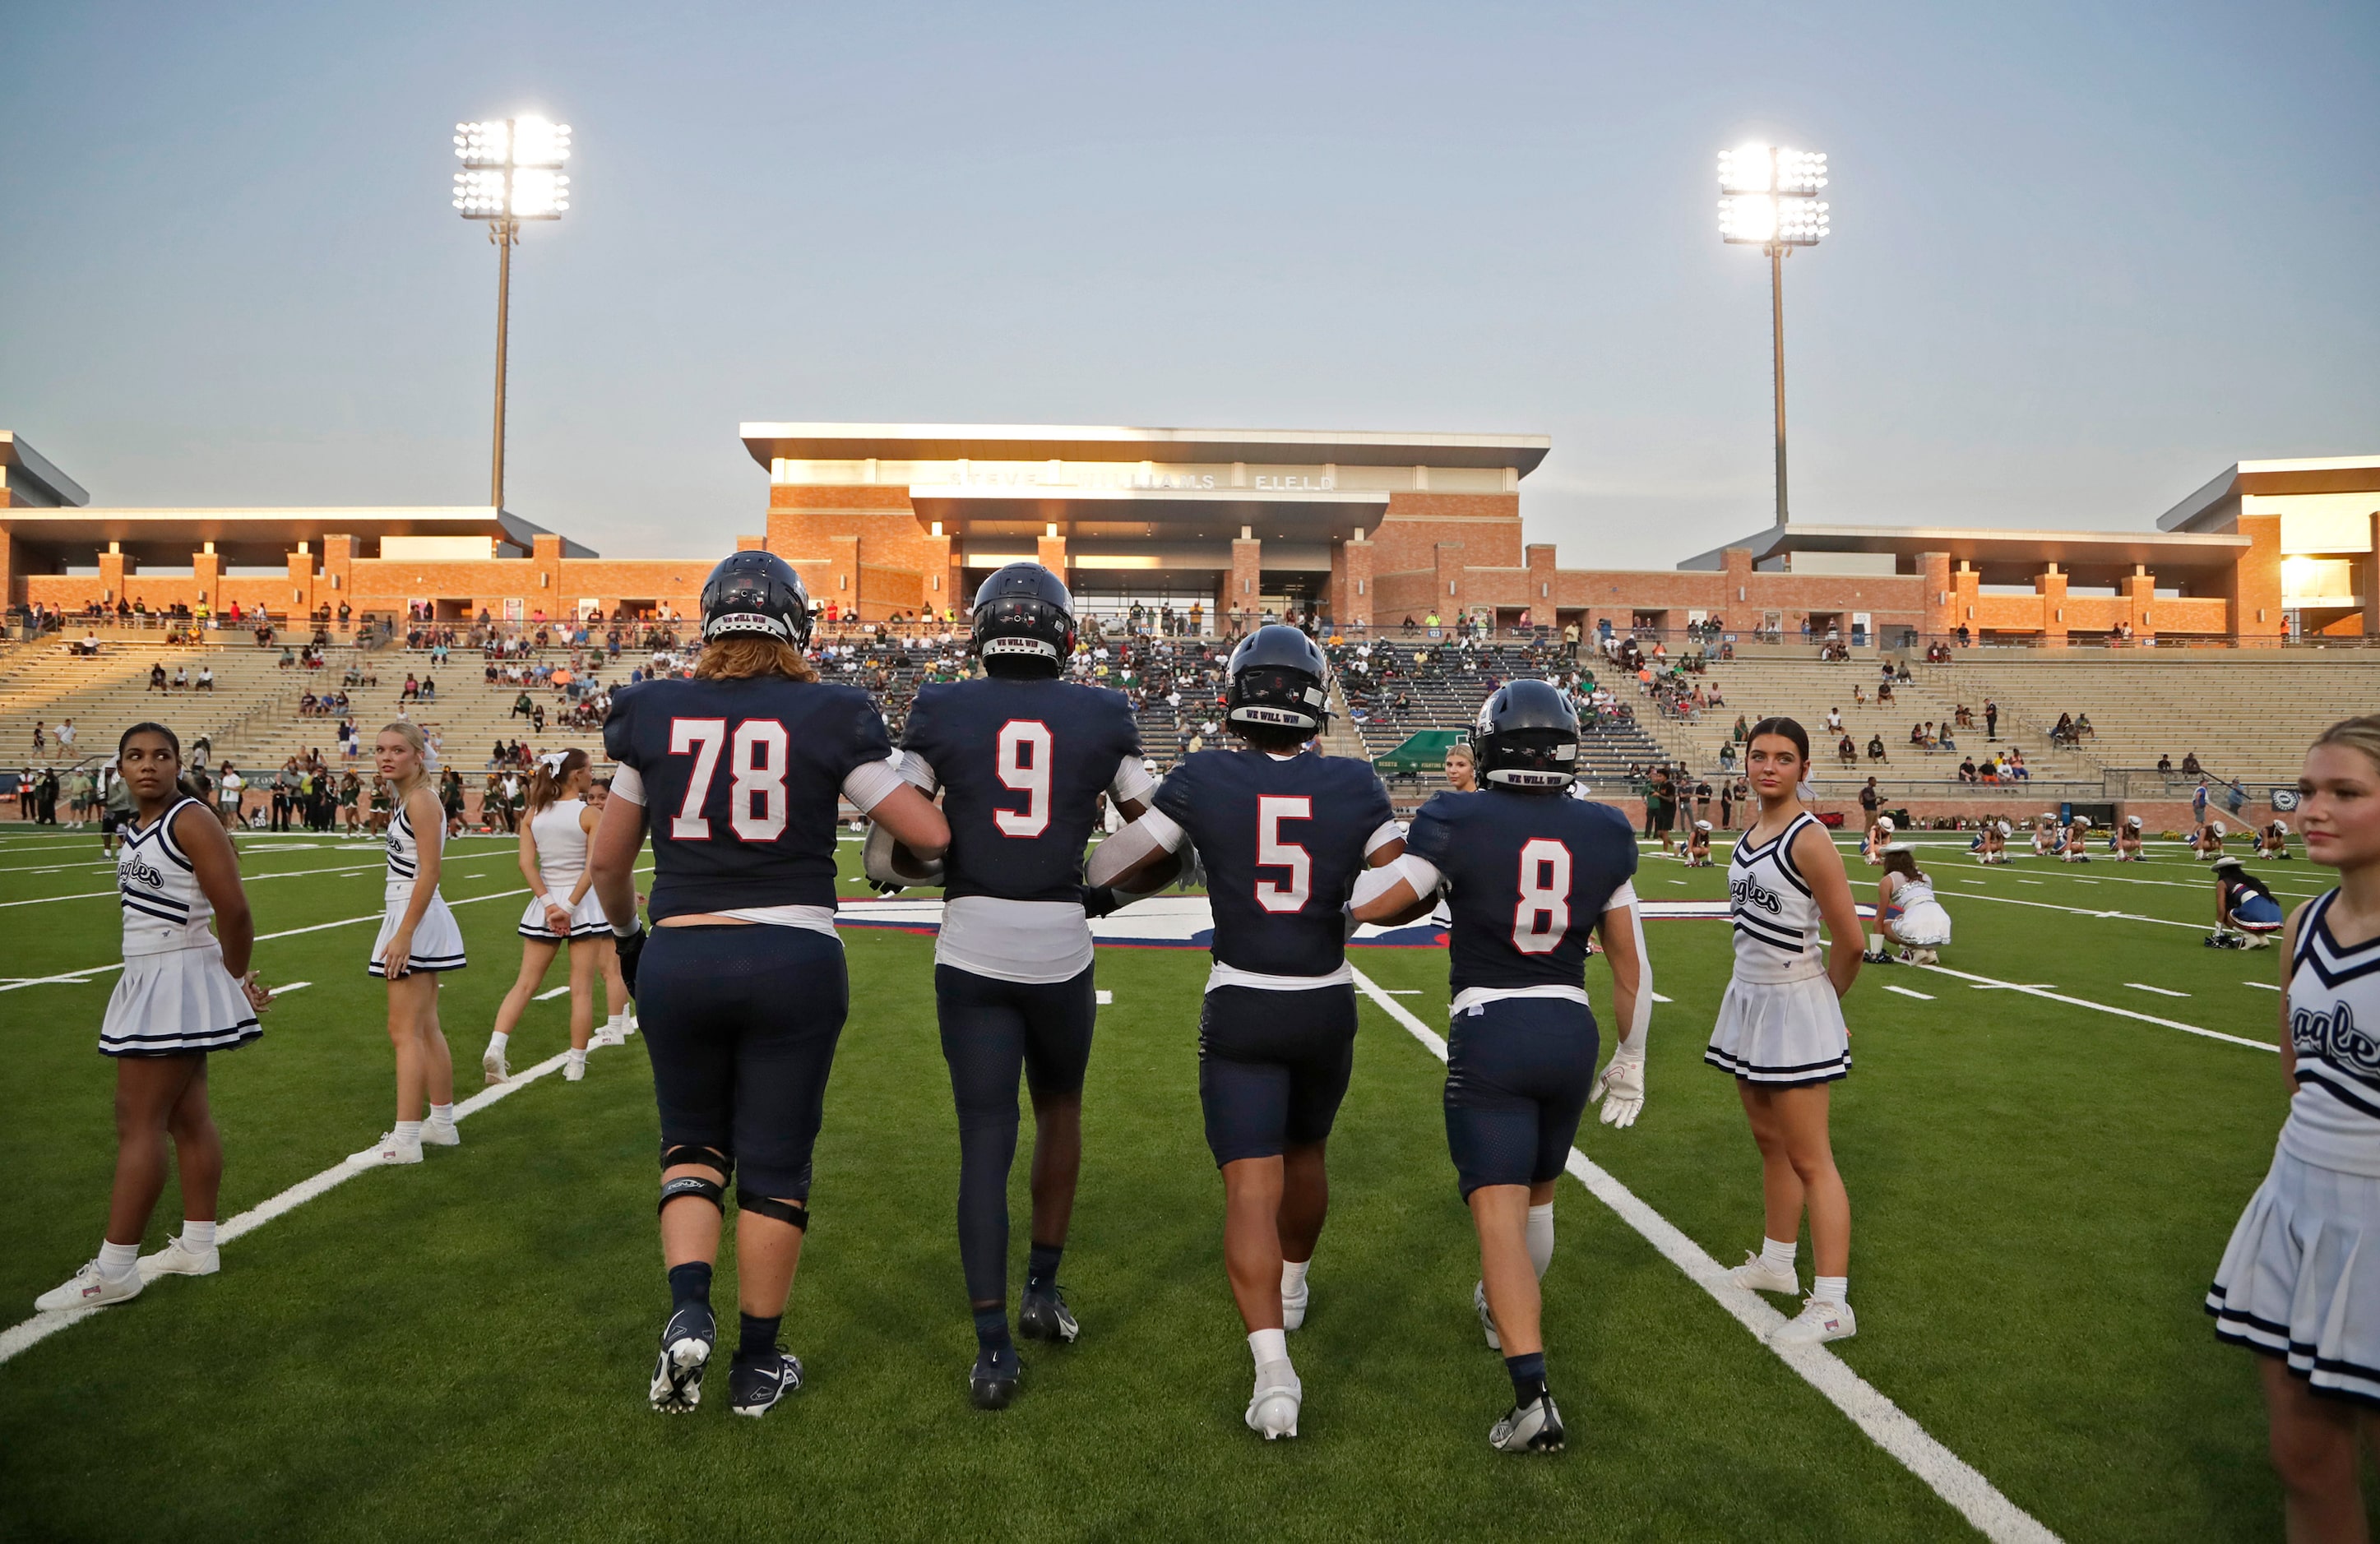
[737,1189,810,1232]
[659,1144,732,1215]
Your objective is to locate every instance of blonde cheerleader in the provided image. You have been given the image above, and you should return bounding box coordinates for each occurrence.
[1686,818,1715,867]
[2059,815,2093,862]
[350,723,468,1167]
[35,723,272,1312]
[2116,815,2146,861]
[482,749,611,1085]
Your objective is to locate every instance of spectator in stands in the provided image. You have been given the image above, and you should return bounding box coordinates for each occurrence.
[2006,748,2030,780]
[1837,733,1857,767]
[1825,707,1842,733]
[2073,712,2094,740]
[1878,677,1896,705]
[1907,723,1926,750]
[33,722,46,755]
[148,663,166,691]
[1867,734,1889,765]
[2183,751,2204,776]
[2157,752,2174,773]
[1957,756,1978,784]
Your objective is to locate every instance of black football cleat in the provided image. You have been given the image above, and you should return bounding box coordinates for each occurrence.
[1018,1284,1080,1345]
[729,1350,804,1418]
[970,1344,1024,1410]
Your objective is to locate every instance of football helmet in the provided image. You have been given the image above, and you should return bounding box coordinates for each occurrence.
[971,563,1076,678]
[1225,625,1331,734]
[1473,679,1580,791]
[699,552,813,647]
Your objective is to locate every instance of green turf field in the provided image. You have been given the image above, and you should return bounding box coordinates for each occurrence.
[0,821,2327,1541]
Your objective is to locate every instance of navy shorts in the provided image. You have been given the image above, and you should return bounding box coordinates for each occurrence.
[1198,983,1357,1167]
[1444,996,1600,1199]
[637,924,848,1199]
[935,964,1098,1127]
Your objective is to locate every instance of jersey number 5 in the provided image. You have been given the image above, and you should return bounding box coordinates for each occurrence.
[1512,838,1572,953]
[993,720,1053,839]
[1255,795,1313,913]
[667,718,788,842]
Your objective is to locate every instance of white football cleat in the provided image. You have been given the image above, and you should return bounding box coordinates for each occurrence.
[1770,1296,1856,1345]
[138,1236,220,1281]
[35,1260,144,1313]
[420,1120,460,1148]
[1281,1278,1309,1333]
[349,1133,423,1168]
[1729,1251,1800,1296]
[482,1046,509,1084]
[1474,1280,1502,1350]
[1245,1361,1302,1440]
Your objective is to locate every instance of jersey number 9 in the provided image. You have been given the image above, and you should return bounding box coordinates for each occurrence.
[667,717,788,843]
[993,720,1053,839]
[1512,838,1572,953]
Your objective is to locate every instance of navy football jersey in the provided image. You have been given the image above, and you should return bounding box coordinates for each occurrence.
[1155,749,1396,978]
[902,677,1143,904]
[1405,788,1637,994]
[603,675,891,920]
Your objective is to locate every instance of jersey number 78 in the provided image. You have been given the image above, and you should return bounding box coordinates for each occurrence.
[666,717,788,842]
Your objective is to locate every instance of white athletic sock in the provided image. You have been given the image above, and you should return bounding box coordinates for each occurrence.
[97,1240,141,1280]
[182,1219,216,1250]
[1526,1202,1555,1279]
[567,1047,587,1066]
[1280,1259,1310,1298]
[1248,1327,1289,1371]
[487,1032,509,1053]
[1868,931,1885,954]
[1761,1237,1798,1273]
[428,1103,455,1128]
[1813,1274,1848,1305]
[604,1013,625,1031]
[394,1120,424,1145]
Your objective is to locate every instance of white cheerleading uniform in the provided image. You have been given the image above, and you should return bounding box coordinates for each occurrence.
[515,798,607,940]
[2209,889,2380,1403]
[1882,875,1952,948]
[101,797,260,1057]
[1705,811,1850,1086]
[367,798,468,977]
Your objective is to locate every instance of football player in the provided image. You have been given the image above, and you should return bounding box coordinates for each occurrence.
[870,563,1151,1411]
[1087,626,1401,1440]
[591,553,949,1420]
[1351,680,1651,1454]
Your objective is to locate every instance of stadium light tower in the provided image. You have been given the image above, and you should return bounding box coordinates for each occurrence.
[1718,144,1829,526]
[453,116,572,511]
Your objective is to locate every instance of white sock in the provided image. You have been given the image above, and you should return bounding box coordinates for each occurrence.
[395,1120,424,1144]
[1761,1237,1798,1274]
[97,1240,141,1280]
[182,1219,216,1250]
[1248,1327,1289,1371]
[604,1013,625,1031]
[487,1032,509,1053]
[428,1103,455,1127]
[1280,1259,1310,1299]
[567,1047,586,1065]
[1526,1202,1555,1279]
[1868,932,1885,954]
[1813,1274,1848,1305]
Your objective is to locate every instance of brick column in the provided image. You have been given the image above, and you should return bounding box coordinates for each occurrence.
[829,534,861,617]
[1036,530,1067,588]
[1433,541,1465,622]
[285,546,314,617]
[1919,552,1952,638]
[1230,529,1262,635]
[100,544,130,605]
[0,530,16,611]
[193,543,221,617]
[2367,514,2380,639]
[1526,543,1556,627]
[2231,513,2283,643]
[1337,533,1375,630]
[2125,566,2155,641]
[735,534,766,552]
[2036,563,2068,648]
[919,529,956,622]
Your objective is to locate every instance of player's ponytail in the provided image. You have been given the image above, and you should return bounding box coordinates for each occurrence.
[526,748,587,814]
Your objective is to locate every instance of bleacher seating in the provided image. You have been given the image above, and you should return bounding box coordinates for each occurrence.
[1333,638,1665,793]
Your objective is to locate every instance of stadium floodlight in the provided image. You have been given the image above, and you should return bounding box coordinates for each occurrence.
[1716,142,1830,525]
[451,116,572,509]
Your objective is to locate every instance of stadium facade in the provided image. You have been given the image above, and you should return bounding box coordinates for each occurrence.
[4,425,2375,644]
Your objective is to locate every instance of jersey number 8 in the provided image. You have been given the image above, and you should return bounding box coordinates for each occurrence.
[667,718,788,842]
[1512,838,1572,953]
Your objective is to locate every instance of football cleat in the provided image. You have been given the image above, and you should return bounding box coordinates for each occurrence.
[1770,1296,1857,1346]
[35,1260,144,1313]
[419,1121,460,1148]
[648,1304,715,1414]
[1489,1393,1566,1454]
[1245,1361,1302,1440]
[348,1133,423,1168]
[1282,1278,1310,1334]
[482,1047,509,1084]
[139,1236,221,1281]
[1729,1251,1800,1296]
[1474,1280,1502,1350]
[729,1350,804,1418]
[1018,1284,1080,1345]
[969,1344,1022,1410]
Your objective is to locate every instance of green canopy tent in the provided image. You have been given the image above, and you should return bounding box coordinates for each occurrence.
[1371,729,1468,775]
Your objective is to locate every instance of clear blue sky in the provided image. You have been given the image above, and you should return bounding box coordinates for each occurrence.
[4,0,2373,569]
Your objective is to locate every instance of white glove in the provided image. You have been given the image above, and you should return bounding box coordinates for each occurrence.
[1590,1052,1645,1129]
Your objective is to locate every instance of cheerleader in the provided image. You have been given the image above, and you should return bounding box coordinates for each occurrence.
[1710,717,1865,1344]
[2206,715,2380,1537]
[584,777,637,1040]
[1685,818,1715,867]
[2197,819,2229,860]
[1860,815,1894,867]
[1974,820,2008,865]
[2264,819,2292,860]
[2058,815,2093,862]
[350,723,469,1168]
[2031,814,2058,858]
[2209,856,2287,950]
[2115,815,2146,861]
[1875,845,1952,965]
[481,749,609,1085]
[35,723,271,1312]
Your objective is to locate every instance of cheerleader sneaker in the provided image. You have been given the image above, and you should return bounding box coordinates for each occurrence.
[138,1236,220,1281]
[1770,1296,1856,1345]
[1729,1250,1801,1296]
[35,1260,144,1313]
[349,1132,424,1167]
[420,1119,461,1148]
[481,1047,510,1084]
[565,1052,587,1083]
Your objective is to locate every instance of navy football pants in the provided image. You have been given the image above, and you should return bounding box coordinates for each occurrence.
[1444,996,1600,1199]
[1197,982,1357,1167]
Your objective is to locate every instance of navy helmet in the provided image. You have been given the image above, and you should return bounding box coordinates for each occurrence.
[1226,624,1331,735]
[699,551,813,647]
[971,563,1076,678]
[1472,679,1580,791]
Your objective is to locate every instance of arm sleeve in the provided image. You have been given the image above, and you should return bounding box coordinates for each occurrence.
[1111,755,1157,806]
[1364,821,1404,856]
[894,750,938,795]
[609,764,646,807]
[1394,853,1447,896]
[841,756,906,814]
[1082,807,1188,885]
[1602,879,1637,913]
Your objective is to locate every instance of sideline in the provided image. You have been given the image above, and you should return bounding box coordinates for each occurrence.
[0,1040,583,1368]
[1349,966,2062,1544]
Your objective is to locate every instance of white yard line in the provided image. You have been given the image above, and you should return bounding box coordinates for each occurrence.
[0,1041,581,1369]
[1947,890,2208,932]
[2126,982,2189,998]
[532,984,572,1001]
[0,855,502,908]
[1349,967,2060,1544]
[1915,962,2274,1053]
[2247,982,2281,992]
[1884,984,1936,1001]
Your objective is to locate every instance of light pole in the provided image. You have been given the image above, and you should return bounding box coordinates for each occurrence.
[453,117,571,511]
[1718,145,1828,526]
